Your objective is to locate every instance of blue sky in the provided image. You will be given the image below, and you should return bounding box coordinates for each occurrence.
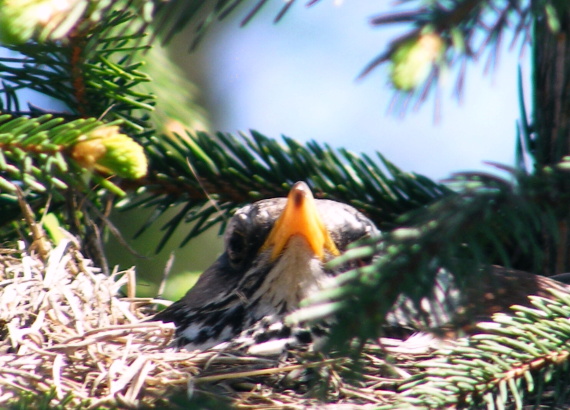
[0,1,529,182]
[0,3,533,291]
[193,1,530,181]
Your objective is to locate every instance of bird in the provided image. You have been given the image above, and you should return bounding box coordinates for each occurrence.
[153,181,379,350]
[153,181,570,352]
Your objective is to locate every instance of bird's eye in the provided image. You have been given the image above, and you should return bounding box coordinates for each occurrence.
[227,231,247,267]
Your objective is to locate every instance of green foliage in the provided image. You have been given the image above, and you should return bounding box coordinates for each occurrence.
[8,387,79,410]
[132,129,449,251]
[295,162,570,340]
[152,0,322,47]
[361,0,564,103]
[0,114,127,227]
[0,11,155,129]
[0,2,162,249]
[0,0,90,44]
[1,1,570,409]
[394,290,570,409]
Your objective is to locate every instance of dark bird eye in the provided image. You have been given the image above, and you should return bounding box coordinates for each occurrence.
[227,231,247,267]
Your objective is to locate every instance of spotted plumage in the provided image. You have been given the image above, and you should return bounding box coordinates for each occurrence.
[154,182,570,353]
[153,182,378,350]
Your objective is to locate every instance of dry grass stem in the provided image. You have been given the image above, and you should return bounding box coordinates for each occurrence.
[0,240,427,408]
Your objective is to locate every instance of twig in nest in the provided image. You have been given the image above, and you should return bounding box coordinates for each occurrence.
[15,186,50,260]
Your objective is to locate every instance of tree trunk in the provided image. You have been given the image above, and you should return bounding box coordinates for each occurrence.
[533,5,570,274]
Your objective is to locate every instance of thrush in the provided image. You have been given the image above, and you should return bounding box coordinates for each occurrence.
[153,181,378,349]
[154,182,570,351]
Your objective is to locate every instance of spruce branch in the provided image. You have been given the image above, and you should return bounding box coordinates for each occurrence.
[0,114,148,249]
[127,129,450,251]
[0,2,170,268]
[0,0,158,45]
[363,0,554,100]
[0,0,89,44]
[0,8,155,131]
[291,163,570,345]
[393,289,570,409]
[152,0,325,47]
[0,114,117,194]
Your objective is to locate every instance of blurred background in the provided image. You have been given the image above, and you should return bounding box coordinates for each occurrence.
[110,1,531,300]
[179,1,527,180]
[4,1,531,299]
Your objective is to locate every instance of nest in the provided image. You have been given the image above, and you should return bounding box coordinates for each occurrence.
[0,239,423,409]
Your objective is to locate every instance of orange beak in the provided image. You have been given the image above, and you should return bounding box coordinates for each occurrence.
[261,182,340,261]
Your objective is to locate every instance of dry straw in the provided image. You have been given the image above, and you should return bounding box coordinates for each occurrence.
[1,190,419,408]
[0,236,423,408]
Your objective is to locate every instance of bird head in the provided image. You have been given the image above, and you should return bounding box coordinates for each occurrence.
[226,181,377,266]
[155,181,379,348]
